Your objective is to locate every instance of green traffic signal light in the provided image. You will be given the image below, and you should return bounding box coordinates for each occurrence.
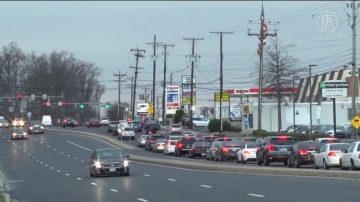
[105,102,111,109]
[80,103,84,109]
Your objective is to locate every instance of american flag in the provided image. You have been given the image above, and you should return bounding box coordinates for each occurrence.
[257,3,268,55]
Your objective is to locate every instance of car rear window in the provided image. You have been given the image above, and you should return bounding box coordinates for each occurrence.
[156,139,166,143]
[269,137,297,145]
[194,142,210,147]
[358,144,360,151]
[172,124,181,128]
[151,135,165,140]
[203,136,218,142]
[223,141,241,147]
[296,142,315,150]
[246,143,258,148]
[320,139,340,143]
[181,137,195,144]
[330,144,349,151]
[243,138,257,142]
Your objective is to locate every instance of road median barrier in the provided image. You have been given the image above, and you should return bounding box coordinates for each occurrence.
[47,128,360,179]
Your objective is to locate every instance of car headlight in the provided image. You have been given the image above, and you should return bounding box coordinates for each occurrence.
[12,133,16,136]
[40,126,44,129]
[123,160,129,167]
[94,160,101,169]
[30,127,34,130]
[23,132,27,136]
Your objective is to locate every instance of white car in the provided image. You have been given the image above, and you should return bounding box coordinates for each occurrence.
[168,124,182,132]
[313,138,339,144]
[192,117,210,127]
[41,115,53,127]
[340,141,360,170]
[163,138,180,155]
[236,143,258,164]
[313,143,350,169]
[153,139,167,153]
[120,127,135,140]
[100,117,110,126]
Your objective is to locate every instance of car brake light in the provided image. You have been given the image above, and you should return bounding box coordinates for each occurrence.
[299,149,308,155]
[222,147,229,153]
[266,144,275,152]
[358,153,360,159]
[278,136,288,140]
[156,144,160,146]
[177,143,183,148]
[328,151,336,157]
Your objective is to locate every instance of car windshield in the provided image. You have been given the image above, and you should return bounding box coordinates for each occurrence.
[296,142,316,150]
[181,137,196,143]
[223,141,241,147]
[30,121,41,125]
[97,149,123,158]
[194,142,210,147]
[156,139,167,143]
[13,128,25,133]
[124,128,132,131]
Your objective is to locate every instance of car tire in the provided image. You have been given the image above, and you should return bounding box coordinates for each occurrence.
[287,157,293,168]
[323,159,329,170]
[314,160,319,169]
[256,154,263,165]
[124,172,130,176]
[294,156,301,168]
[264,154,270,166]
[340,159,348,170]
[236,156,240,164]
[219,154,224,162]
[351,159,356,170]
[241,155,246,164]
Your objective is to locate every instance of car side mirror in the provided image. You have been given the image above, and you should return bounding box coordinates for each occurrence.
[125,154,130,159]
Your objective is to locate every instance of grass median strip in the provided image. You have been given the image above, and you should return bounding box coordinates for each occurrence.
[0,193,6,202]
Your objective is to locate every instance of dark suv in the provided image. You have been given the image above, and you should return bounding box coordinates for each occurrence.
[175,136,196,157]
[256,136,297,166]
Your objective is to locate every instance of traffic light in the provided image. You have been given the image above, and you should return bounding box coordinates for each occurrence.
[17,94,24,101]
[80,103,84,109]
[105,102,110,109]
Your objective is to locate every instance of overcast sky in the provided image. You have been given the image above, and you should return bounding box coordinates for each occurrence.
[0,1,355,107]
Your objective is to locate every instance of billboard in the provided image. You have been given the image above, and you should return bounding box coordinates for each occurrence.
[166,85,180,115]
[182,76,196,105]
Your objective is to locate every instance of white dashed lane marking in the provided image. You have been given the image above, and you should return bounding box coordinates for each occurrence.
[66,140,92,151]
[143,174,151,177]
[56,170,61,173]
[65,173,70,176]
[110,189,118,192]
[248,193,265,198]
[137,198,148,202]
[200,185,212,188]
[76,178,82,180]
[91,182,97,186]
[167,179,176,182]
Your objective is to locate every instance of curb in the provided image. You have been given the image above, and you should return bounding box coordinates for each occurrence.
[47,128,360,179]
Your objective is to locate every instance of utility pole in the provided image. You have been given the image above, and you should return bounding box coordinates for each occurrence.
[170,72,173,85]
[309,64,317,140]
[113,71,126,119]
[347,0,359,138]
[130,48,145,121]
[130,75,134,119]
[209,32,232,133]
[183,37,203,129]
[248,2,277,131]
[158,43,175,126]
[146,35,162,121]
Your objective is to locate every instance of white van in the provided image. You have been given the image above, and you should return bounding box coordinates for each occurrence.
[42,115,53,127]
[120,127,135,140]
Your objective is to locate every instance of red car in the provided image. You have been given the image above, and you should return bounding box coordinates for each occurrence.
[85,119,99,128]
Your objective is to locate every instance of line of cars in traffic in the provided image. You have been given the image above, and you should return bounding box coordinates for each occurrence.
[282,124,354,138]
[136,126,360,171]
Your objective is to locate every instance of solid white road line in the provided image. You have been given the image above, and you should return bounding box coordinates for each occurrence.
[76,178,82,180]
[110,189,118,192]
[91,182,97,186]
[66,140,92,151]
[200,185,212,188]
[143,174,151,177]
[167,179,176,182]
[248,193,265,198]
[137,198,148,202]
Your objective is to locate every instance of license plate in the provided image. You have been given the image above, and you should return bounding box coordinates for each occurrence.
[280,148,287,151]
[201,153,206,156]
[109,167,116,172]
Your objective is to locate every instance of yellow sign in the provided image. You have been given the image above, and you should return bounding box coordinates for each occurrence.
[147,103,154,114]
[214,92,230,102]
[352,116,360,129]
[182,97,196,105]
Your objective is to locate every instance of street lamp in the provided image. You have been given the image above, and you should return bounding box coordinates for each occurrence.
[292,76,299,130]
[309,64,318,139]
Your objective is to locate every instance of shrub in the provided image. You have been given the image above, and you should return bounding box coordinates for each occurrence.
[173,110,185,123]
[252,131,329,141]
[208,119,231,132]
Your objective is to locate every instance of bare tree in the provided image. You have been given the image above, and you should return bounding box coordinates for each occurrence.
[263,37,303,132]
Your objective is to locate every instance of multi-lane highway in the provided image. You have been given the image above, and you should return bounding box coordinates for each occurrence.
[0,127,359,202]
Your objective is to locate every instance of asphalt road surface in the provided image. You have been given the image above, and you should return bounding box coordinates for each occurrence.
[0,127,359,202]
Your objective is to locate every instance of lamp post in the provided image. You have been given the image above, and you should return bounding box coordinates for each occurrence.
[309,64,317,139]
[292,76,299,130]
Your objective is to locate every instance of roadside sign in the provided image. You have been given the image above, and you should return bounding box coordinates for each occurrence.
[320,81,349,98]
[31,94,36,100]
[352,116,360,129]
[42,94,47,100]
[214,92,229,102]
